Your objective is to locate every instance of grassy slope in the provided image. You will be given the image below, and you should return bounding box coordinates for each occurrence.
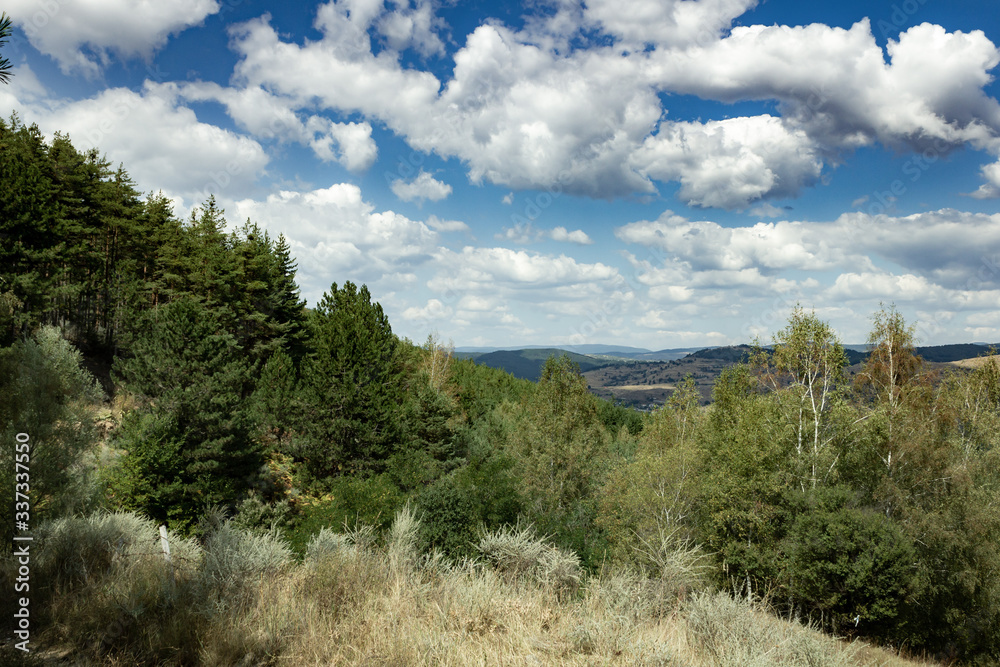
[16,510,937,667]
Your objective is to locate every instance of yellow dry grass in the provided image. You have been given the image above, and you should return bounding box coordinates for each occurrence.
[606,383,677,391]
[950,354,1000,369]
[24,511,940,667]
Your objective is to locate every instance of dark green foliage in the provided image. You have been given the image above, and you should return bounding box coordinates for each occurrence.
[595,398,644,437]
[450,356,536,422]
[295,281,405,482]
[249,349,301,452]
[414,474,481,558]
[782,487,921,636]
[110,298,261,531]
[284,474,404,554]
[412,425,523,559]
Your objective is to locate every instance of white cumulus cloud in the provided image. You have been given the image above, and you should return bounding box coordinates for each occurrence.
[391,170,452,202]
[6,0,220,77]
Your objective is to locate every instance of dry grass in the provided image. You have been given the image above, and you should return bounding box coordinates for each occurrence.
[606,383,677,391]
[950,354,1000,369]
[16,510,938,667]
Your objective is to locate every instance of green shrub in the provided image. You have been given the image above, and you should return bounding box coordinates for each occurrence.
[782,489,921,636]
[0,327,103,534]
[414,473,481,559]
[285,473,403,554]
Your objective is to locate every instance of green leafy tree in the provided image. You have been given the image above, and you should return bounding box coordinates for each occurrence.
[698,364,791,588]
[753,306,847,490]
[110,298,260,530]
[295,281,404,483]
[505,355,610,561]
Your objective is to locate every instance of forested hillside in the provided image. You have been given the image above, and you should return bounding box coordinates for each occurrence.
[2,119,1000,665]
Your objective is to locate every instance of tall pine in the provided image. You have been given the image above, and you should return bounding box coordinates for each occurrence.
[295,282,403,483]
[111,298,260,530]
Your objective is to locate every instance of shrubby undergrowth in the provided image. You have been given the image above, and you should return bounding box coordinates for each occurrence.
[1,508,924,666]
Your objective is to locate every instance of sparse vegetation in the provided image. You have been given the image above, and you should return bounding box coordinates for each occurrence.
[2,508,935,666]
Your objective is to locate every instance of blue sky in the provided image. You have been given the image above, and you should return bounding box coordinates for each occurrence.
[3,0,1000,348]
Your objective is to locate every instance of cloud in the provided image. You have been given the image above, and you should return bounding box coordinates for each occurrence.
[431,247,618,289]
[174,82,377,170]
[6,0,220,77]
[498,222,593,245]
[402,298,453,321]
[311,120,378,171]
[969,160,1000,199]
[749,203,787,219]
[377,0,446,57]
[631,115,824,208]
[230,183,439,303]
[550,226,593,244]
[226,7,1000,207]
[616,210,855,272]
[648,21,1000,154]
[583,0,757,48]
[5,79,268,205]
[425,215,469,232]
[391,170,452,202]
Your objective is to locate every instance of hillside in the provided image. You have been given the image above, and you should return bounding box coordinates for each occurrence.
[456,343,1000,410]
[583,343,998,409]
[463,347,610,380]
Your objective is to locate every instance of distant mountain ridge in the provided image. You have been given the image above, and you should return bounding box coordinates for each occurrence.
[457,342,999,387]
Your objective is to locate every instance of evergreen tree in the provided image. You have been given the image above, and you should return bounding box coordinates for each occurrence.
[229,222,307,371]
[0,12,12,85]
[0,115,61,343]
[111,298,260,530]
[295,281,404,483]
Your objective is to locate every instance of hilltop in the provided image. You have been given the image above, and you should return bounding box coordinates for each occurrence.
[462,343,1000,408]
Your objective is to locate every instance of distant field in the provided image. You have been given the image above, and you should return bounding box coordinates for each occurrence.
[950,354,1000,369]
[604,383,676,391]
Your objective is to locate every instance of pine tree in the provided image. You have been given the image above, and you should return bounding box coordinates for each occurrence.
[0,13,13,85]
[295,281,404,483]
[0,115,61,343]
[112,298,260,530]
[229,222,307,372]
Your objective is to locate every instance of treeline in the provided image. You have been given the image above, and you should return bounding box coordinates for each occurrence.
[2,117,1000,664]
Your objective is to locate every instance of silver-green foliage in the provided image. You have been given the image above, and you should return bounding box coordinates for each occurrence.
[475,523,582,596]
[0,327,103,529]
[199,520,292,607]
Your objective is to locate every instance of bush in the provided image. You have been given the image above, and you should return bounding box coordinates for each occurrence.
[199,520,292,611]
[285,473,403,554]
[413,473,481,559]
[685,591,861,667]
[0,327,103,534]
[35,511,200,593]
[475,523,582,598]
[782,489,922,636]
